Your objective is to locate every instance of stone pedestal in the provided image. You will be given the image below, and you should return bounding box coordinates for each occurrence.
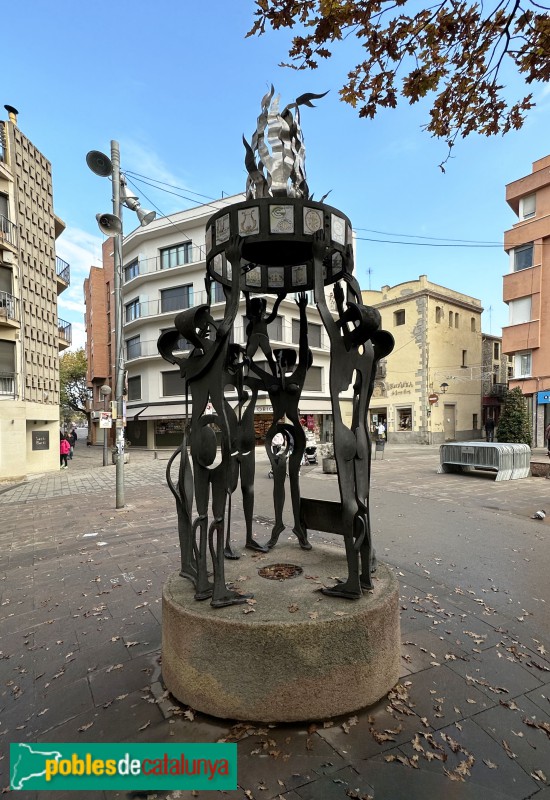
[162,543,400,722]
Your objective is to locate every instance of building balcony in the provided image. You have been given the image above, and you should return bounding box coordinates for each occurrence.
[0,215,17,251]
[489,383,508,398]
[0,291,19,327]
[58,318,72,350]
[123,247,207,290]
[0,371,16,398]
[126,317,330,362]
[56,256,70,294]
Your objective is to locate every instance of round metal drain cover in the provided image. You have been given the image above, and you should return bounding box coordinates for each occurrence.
[258,563,303,581]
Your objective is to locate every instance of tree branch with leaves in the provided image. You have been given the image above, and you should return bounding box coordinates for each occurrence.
[248,0,550,169]
[59,348,88,419]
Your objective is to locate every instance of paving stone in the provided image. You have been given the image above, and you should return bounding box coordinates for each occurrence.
[290,765,373,800]
[316,698,423,760]
[88,651,159,707]
[525,680,550,715]
[353,751,521,799]
[406,664,495,729]
[472,694,550,788]
[41,688,164,743]
[445,643,545,698]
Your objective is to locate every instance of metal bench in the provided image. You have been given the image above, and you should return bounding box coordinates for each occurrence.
[438,442,531,481]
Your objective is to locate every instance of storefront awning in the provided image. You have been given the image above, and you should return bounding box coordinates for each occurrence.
[127,404,186,420]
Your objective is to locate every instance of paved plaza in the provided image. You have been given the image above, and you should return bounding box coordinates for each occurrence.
[1,443,550,799]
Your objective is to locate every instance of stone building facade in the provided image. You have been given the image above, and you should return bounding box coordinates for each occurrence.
[362,276,483,443]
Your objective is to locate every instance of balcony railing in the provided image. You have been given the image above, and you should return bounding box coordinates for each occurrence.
[58,318,72,344]
[0,371,16,397]
[124,289,319,326]
[126,321,329,361]
[490,383,508,398]
[123,246,207,283]
[56,256,71,285]
[0,291,19,321]
[0,215,16,247]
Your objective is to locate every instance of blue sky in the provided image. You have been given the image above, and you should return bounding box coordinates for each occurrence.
[4,1,549,348]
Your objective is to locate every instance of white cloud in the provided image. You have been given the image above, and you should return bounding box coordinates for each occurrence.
[68,321,86,352]
[58,297,86,314]
[55,226,101,345]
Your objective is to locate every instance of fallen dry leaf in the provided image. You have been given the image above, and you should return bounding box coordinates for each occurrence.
[78,722,94,732]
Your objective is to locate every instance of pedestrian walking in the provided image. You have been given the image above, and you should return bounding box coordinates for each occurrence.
[377,421,386,440]
[60,434,70,469]
[545,421,550,458]
[485,416,495,442]
[68,428,77,459]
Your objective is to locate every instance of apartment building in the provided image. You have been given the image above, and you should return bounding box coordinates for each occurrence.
[87,196,339,451]
[502,155,550,446]
[0,105,70,480]
[362,276,483,443]
[83,239,114,446]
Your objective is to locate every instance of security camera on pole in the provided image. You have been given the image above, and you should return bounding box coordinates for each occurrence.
[86,144,156,509]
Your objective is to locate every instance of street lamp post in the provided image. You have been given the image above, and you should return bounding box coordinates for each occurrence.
[86,143,155,509]
[100,384,112,467]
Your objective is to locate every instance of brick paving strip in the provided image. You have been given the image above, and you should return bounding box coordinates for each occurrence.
[1,445,550,799]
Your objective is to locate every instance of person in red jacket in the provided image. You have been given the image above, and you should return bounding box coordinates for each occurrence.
[60,434,70,469]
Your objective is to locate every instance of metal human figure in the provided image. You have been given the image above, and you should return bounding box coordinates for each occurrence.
[313,235,394,598]
[244,290,285,375]
[222,343,268,558]
[247,291,312,550]
[158,235,250,608]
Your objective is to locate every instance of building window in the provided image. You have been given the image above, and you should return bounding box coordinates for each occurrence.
[473,413,478,429]
[124,259,139,282]
[394,309,405,326]
[513,243,534,271]
[162,370,185,396]
[397,408,412,430]
[514,351,531,378]
[210,282,225,303]
[519,193,536,220]
[292,319,322,348]
[126,335,141,360]
[508,296,531,326]
[493,342,500,360]
[0,340,16,395]
[160,242,192,269]
[462,350,467,367]
[125,299,140,322]
[471,317,476,332]
[435,306,442,323]
[303,366,322,392]
[455,313,459,328]
[160,285,193,313]
[127,375,141,401]
[448,311,453,327]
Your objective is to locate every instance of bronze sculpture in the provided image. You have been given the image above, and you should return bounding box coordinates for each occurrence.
[159,89,394,606]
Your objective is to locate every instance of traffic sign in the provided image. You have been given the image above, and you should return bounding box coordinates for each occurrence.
[428,393,439,404]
